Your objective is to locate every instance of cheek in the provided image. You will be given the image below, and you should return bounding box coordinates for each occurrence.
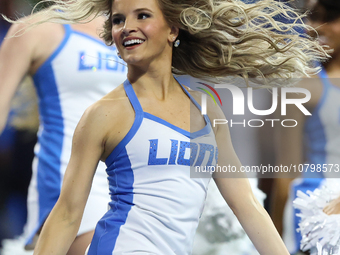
[332,26,340,36]
[326,21,340,38]
[144,23,170,42]
[144,24,159,36]
[327,28,340,46]
[111,28,121,45]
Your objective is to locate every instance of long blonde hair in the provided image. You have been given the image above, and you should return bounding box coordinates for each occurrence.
[6,0,329,86]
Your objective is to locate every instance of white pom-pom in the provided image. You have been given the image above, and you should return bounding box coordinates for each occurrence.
[293,179,340,255]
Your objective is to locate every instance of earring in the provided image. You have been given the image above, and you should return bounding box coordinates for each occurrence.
[117,50,122,59]
[174,39,180,48]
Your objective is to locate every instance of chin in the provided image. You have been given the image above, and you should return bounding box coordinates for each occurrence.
[123,56,142,64]
[125,55,153,67]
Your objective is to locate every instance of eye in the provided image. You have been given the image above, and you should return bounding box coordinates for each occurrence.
[138,13,150,20]
[112,16,124,25]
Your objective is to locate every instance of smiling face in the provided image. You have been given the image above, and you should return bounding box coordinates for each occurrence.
[111,0,178,67]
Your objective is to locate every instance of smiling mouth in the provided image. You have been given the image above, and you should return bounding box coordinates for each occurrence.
[123,39,145,47]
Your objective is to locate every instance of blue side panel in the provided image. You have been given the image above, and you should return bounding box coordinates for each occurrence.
[88,148,134,255]
[27,64,64,244]
[303,71,329,179]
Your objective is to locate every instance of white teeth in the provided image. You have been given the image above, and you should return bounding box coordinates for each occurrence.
[123,39,144,46]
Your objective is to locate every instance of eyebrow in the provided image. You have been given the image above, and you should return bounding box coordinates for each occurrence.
[111,13,123,18]
[112,7,153,16]
[134,8,153,13]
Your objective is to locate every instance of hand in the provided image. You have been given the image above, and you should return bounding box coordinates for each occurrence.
[323,196,340,215]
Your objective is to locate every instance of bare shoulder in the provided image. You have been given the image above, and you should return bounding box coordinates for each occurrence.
[184,86,199,100]
[7,14,64,42]
[82,84,135,161]
[82,84,131,128]
[185,86,224,134]
[5,14,65,73]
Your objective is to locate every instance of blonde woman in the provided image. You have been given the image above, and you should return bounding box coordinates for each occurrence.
[9,0,326,254]
[0,10,127,255]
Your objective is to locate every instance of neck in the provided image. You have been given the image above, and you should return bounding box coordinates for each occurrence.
[127,52,179,100]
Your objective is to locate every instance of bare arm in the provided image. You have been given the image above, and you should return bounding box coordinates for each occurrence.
[210,104,289,255]
[0,17,63,133]
[270,103,305,235]
[0,23,34,132]
[270,78,321,235]
[33,103,108,255]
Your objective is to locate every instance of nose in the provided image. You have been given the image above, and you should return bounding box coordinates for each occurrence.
[122,18,138,36]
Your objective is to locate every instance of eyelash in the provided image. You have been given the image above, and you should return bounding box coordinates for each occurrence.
[112,17,124,25]
[112,13,151,25]
[138,13,150,20]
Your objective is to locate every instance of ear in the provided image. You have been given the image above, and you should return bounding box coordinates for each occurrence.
[168,26,179,43]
